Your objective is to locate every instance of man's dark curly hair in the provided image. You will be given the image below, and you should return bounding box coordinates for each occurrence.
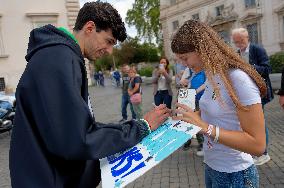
[74,1,127,42]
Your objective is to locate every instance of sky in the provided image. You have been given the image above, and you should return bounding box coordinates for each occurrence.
[79,0,137,37]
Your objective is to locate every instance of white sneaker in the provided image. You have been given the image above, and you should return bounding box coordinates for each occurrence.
[253,154,271,165]
[192,134,197,139]
[196,149,204,157]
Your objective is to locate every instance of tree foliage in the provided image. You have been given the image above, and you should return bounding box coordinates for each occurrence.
[270,52,284,73]
[126,0,161,44]
[93,37,160,71]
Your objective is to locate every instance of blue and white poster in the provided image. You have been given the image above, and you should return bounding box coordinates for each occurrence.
[100,118,201,188]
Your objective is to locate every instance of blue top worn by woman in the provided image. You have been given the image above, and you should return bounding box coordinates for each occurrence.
[188,70,206,100]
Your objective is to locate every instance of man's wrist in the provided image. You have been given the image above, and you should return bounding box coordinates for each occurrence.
[134,119,152,139]
[139,119,152,133]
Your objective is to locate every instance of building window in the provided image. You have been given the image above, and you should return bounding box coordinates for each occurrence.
[218,30,230,44]
[192,13,199,21]
[275,5,284,49]
[215,5,224,16]
[247,23,259,44]
[283,16,284,38]
[0,14,6,56]
[26,13,59,29]
[170,0,177,6]
[0,77,5,92]
[172,20,179,31]
[245,0,256,8]
[33,21,56,28]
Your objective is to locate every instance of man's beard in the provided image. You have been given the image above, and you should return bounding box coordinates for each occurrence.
[85,54,97,61]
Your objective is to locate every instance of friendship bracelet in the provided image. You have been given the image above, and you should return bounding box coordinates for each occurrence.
[205,124,214,149]
[206,124,214,136]
[214,126,220,143]
[140,119,152,133]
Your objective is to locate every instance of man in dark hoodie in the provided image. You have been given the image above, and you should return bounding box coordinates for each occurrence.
[9,2,170,188]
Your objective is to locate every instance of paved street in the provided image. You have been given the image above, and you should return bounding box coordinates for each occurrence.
[1,78,284,188]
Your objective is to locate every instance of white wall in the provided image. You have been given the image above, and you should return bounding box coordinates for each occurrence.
[0,0,70,91]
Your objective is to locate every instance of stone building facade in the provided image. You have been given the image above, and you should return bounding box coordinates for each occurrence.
[160,0,284,62]
[0,0,93,92]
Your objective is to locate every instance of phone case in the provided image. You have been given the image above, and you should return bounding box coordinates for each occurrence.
[177,88,196,115]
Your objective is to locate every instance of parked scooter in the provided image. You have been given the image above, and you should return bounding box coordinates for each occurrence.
[0,94,16,134]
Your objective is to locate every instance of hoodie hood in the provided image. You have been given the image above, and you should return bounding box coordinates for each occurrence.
[25,24,83,61]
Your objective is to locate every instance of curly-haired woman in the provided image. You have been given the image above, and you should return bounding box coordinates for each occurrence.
[172,20,266,187]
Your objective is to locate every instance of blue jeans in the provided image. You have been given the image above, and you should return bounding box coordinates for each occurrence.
[154,90,172,109]
[205,164,259,188]
[121,93,136,120]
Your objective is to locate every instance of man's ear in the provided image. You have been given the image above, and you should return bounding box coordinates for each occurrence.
[84,21,96,34]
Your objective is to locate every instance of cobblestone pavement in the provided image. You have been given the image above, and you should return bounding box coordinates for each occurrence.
[1,78,283,188]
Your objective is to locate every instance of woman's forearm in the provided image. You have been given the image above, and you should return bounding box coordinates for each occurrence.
[196,84,205,94]
[200,104,265,156]
[152,71,159,83]
[131,83,140,93]
[207,125,265,156]
[162,71,172,83]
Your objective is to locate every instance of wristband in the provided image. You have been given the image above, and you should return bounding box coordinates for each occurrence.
[206,124,214,136]
[140,119,151,133]
[213,126,220,143]
[205,124,214,149]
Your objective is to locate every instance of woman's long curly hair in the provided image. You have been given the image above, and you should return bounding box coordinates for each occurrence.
[171,20,266,110]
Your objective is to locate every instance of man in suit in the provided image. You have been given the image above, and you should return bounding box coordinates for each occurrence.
[232,28,274,165]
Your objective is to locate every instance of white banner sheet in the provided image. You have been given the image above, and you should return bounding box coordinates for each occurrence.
[100,118,201,188]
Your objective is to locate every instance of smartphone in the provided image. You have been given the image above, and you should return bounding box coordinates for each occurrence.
[177,88,196,116]
[159,64,164,69]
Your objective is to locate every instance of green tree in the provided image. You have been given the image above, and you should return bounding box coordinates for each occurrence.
[126,0,161,44]
[94,55,113,71]
[270,52,284,73]
[93,37,161,70]
[116,37,159,64]
[139,43,159,62]
[116,37,139,65]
